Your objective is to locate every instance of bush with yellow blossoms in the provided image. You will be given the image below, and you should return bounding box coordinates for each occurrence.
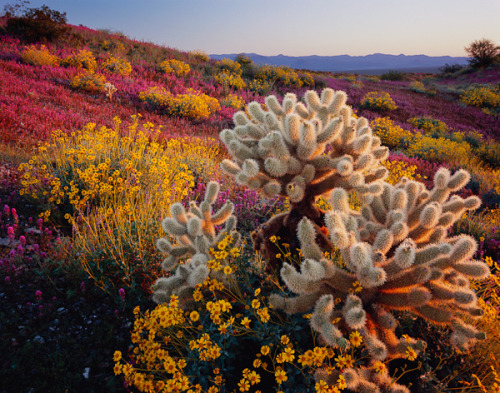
[360,91,397,111]
[70,71,107,93]
[102,55,132,76]
[20,44,60,66]
[370,117,415,150]
[460,85,500,114]
[217,58,243,76]
[62,49,97,71]
[18,117,223,299]
[115,229,372,393]
[215,72,247,92]
[408,116,449,137]
[139,87,220,120]
[220,94,245,110]
[160,59,191,77]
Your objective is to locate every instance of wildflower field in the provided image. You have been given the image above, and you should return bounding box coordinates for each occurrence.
[0,16,500,393]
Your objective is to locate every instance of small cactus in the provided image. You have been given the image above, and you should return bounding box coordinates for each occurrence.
[152,181,240,304]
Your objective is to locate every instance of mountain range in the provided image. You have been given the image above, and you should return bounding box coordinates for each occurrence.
[210,53,469,74]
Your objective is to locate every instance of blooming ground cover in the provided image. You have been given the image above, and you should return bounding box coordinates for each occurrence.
[0,20,499,393]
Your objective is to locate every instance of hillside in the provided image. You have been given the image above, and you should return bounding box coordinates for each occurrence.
[0,17,500,393]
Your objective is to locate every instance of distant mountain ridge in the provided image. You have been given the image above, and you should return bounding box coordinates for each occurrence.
[210,53,468,74]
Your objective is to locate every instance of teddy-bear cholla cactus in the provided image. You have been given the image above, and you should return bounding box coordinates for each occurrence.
[219,89,389,270]
[152,182,240,304]
[270,167,490,393]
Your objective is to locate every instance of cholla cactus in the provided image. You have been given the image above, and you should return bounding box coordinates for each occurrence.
[270,167,490,392]
[152,182,240,304]
[219,88,389,270]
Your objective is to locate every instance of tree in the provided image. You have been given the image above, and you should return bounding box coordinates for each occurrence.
[465,38,499,68]
[3,2,71,43]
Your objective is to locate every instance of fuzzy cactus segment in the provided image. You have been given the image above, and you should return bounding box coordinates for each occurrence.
[272,168,490,392]
[220,89,389,271]
[152,181,240,304]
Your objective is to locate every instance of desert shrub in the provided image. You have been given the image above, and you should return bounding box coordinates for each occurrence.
[248,78,274,95]
[70,71,106,93]
[215,72,246,91]
[160,59,191,77]
[99,39,126,53]
[20,44,60,66]
[102,55,132,76]
[190,50,210,62]
[254,65,303,88]
[409,80,426,93]
[380,70,405,81]
[370,118,415,149]
[114,194,363,393]
[217,58,242,75]
[138,86,170,107]
[62,49,97,72]
[476,142,500,168]
[406,134,475,165]
[220,94,245,109]
[18,118,223,299]
[439,63,465,74]
[299,72,315,87]
[360,91,397,111]
[139,87,220,120]
[363,75,380,83]
[460,85,500,110]
[350,80,364,89]
[407,116,449,137]
[4,4,71,43]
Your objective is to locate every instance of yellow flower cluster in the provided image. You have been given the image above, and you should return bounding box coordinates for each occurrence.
[100,39,126,53]
[370,117,414,149]
[248,78,273,95]
[62,49,97,71]
[408,116,449,134]
[381,159,423,185]
[406,134,474,165]
[461,86,500,109]
[138,86,170,106]
[220,94,245,109]
[20,45,60,66]
[217,58,242,75]
[215,72,246,90]
[19,118,223,293]
[360,91,397,111]
[70,72,106,92]
[160,59,191,77]
[189,333,222,361]
[139,87,220,120]
[254,65,304,88]
[103,55,132,76]
[114,297,202,393]
[409,80,426,93]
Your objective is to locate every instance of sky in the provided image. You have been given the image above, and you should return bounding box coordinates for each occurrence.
[3,0,500,57]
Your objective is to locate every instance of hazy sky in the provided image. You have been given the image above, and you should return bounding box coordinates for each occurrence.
[6,0,500,57]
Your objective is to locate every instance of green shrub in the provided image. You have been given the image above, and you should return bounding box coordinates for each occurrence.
[380,70,405,81]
